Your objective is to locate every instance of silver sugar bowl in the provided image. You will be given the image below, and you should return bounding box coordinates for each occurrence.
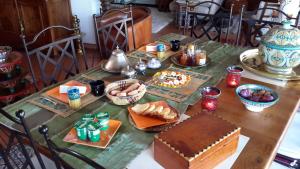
[121,65,136,78]
[135,59,147,74]
[0,46,12,63]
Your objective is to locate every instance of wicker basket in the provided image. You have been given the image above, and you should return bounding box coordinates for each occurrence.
[105,79,146,105]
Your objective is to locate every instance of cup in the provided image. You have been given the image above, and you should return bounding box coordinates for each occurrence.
[195,50,207,65]
[67,87,81,109]
[74,120,88,141]
[95,112,110,131]
[87,122,101,142]
[170,40,180,51]
[89,80,105,96]
[226,66,244,88]
[201,87,221,111]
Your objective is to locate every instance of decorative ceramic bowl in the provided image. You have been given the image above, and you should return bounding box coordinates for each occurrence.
[0,46,12,63]
[259,20,300,75]
[105,79,146,105]
[235,84,279,112]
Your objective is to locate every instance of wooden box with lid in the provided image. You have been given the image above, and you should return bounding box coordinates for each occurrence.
[154,114,241,169]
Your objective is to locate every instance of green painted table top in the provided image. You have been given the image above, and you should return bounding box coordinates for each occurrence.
[1,34,248,169]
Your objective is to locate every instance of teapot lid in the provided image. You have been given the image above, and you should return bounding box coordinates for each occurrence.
[261,20,300,50]
[111,46,125,56]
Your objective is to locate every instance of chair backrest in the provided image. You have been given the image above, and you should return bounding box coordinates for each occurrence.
[93,5,135,59]
[184,1,245,46]
[0,109,46,169]
[21,16,88,90]
[245,7,300,47]
[38,125,105,169]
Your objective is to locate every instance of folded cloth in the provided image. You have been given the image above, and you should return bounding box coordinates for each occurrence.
[241,69,287,87]
[59,85,87,94]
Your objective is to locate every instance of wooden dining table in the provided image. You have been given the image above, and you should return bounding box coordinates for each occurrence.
[1,33,299,169]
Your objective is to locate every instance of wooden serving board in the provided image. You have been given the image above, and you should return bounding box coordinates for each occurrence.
[128,101,179,129]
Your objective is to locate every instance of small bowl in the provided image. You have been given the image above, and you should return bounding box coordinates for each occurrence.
[235,84,279,112]
[105,79,146,105]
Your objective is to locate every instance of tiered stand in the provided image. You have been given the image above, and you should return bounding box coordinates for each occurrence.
[0,51,34,107]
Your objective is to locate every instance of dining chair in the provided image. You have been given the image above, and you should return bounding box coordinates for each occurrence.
[93,5,135,62]
[183,1,245,46]
[244,7,300,47]
[0,109,46,169]
[21,15,88,91]
[38,125,106,169]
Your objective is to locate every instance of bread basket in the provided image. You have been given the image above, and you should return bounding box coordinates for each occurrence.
[105,79,146,105]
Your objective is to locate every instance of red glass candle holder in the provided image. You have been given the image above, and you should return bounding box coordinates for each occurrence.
[226,66,244,88]
[201,87,221,111]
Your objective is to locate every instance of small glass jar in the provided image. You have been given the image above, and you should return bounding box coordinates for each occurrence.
[226,66,244,88]
[195,50,207,65]
[67,87,81,109]
[201,87,221,111]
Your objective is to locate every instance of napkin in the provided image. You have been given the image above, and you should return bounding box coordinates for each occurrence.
[146,44,157,52]
[59,85,87,94]
[241,69,287,87]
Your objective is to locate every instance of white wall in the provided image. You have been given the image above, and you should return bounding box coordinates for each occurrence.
[70,0,100,44]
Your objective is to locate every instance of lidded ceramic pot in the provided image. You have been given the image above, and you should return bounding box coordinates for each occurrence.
[104,46,129,73]
[259,20,300,74]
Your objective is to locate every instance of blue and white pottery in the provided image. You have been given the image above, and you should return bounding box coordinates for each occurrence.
[235,84,279,112]
[259,20,300,74]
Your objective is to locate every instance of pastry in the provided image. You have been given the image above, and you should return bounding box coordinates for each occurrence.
[123,83,140,93]
[116,92,127,97]
[144,104,156,115]
[132,103,150,114]
[153,105,164,115]
[110,90,121,96]
[128,90,139,96]
[109,82,145,97]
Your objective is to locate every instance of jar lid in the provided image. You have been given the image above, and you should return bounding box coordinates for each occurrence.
[261,20,300,50]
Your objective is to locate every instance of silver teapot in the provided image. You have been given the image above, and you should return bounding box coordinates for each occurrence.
[104,46,129,73]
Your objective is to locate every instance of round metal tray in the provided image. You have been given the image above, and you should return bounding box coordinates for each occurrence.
[100,60,121,74]
[170,56,211,68]
[240,49,300,81]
